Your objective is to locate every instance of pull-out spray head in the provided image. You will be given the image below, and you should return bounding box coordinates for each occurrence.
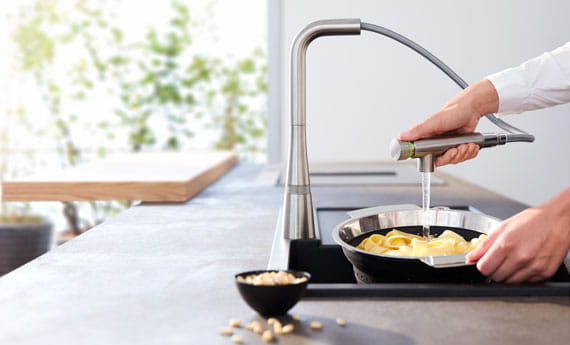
[390,132,511,172]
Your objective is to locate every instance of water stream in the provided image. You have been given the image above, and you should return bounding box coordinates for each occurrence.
[421,172,431,240]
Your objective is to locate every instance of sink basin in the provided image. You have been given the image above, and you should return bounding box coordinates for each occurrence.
[270,205,485,284]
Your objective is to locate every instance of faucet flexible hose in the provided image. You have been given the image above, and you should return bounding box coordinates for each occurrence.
[360,22,534,143]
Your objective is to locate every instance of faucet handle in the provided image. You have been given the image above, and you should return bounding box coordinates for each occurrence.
[390,133,486,161]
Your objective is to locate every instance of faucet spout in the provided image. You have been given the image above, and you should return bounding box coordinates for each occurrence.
[418,154,435,173]
[282,19,361,240]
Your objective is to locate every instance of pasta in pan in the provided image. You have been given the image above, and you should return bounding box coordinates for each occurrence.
[356,229,487,257]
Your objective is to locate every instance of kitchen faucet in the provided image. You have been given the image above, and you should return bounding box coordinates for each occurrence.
[281,19,534,240]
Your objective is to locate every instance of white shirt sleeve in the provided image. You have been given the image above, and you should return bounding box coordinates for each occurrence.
[485,42,570,115]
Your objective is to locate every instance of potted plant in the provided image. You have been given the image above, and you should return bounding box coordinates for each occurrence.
[0,206,53,276]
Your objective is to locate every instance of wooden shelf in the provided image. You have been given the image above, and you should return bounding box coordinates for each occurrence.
[1,151,238,202]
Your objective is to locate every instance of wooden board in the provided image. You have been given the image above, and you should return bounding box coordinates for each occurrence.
[1,151,238,202]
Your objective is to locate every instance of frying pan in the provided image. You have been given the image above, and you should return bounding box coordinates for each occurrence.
[332,205,502,283]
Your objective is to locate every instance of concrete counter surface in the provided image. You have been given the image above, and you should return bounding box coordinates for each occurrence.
[0,163,568,345]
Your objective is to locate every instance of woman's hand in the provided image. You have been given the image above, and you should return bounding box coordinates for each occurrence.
[399,79,499,167]
[466,188,570,283]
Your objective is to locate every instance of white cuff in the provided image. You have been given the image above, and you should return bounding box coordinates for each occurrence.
[486,67,529,116]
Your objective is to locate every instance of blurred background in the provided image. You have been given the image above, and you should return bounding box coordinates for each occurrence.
[1,0,569,245]
[0,0,267,241]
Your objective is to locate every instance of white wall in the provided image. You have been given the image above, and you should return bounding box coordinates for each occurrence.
[274,0,570,206]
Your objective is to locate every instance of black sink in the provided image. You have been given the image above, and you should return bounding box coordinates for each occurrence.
[283,206,570,297]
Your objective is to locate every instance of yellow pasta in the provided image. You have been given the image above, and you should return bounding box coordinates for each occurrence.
[356,229,487,257]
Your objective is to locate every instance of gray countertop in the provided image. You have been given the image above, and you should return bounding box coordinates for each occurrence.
[0,163,568,345]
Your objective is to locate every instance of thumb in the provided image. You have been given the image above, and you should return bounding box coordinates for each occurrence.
[466,226,501,263]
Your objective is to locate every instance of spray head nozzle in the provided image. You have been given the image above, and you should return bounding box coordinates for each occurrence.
[418,154,435,173]
[390,132,510,172]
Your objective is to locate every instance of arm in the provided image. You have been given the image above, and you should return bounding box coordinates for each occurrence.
[466,188,570,283]
[400,42,570,167]
[487,42,570,115]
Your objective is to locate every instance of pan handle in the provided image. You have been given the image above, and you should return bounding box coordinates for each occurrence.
[419,253,474,268]
[347,204,420,219]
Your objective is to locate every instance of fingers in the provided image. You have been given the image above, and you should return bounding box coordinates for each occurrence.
[435,148,458,166]
[435,143,480,167]
[399,123,434,142]
[466,226,501,263]
[489,256,527,282]
[475,239,509,278]
[504,265,540,284]
[399,100,480,141]
[476,235,557,283]
[504,255,562,283]
[464,143,480,160]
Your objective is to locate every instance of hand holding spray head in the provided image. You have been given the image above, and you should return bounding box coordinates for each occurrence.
[389,132,510,172]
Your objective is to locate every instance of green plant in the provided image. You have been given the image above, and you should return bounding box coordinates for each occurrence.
[9,0,267,237]
[210,49,268,155]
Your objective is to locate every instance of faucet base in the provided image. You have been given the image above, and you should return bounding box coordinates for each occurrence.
[282,190,316,240]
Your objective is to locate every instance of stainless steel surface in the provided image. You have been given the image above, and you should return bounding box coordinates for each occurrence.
[406,133,485,158]
[332,208,501,267]
[390,132,510,161]
[282,191,315,239]
[419,253,472,268]
[268,209,290,269]
[389,138,411,160]
[418,154,435,173]
[282,19,361,240]
[390,133,486,160]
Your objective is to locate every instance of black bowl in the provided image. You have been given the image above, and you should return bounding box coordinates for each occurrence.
[235,270,311,317]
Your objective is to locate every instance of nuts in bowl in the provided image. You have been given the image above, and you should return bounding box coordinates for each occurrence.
[237,270,308,286]
[235,270,311,316]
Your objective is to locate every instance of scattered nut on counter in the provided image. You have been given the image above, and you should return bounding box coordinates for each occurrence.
[229,319,242,328]
[281,324,294,334]
[219,326,234,336]
[245,320,264,335]
[310,321,323,330]
[231,335,244,344]
[221,315,347,341]
[261,330,273,343]
[273,322,283,334]
[244,321,254,331]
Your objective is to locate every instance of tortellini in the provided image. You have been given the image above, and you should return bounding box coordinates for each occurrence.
[356,229,487,257]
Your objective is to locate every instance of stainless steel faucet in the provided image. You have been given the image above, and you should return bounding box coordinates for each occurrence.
[282,19,361,240]
[281,18,533,240]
